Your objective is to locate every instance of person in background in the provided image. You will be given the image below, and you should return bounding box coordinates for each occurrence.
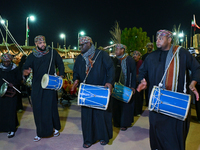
[132,51,143,116]
[0,53,22,138]
[112,44,136,131]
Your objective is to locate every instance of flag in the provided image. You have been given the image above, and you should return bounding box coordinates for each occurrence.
[27,26,30,38]
[191,20,195,27]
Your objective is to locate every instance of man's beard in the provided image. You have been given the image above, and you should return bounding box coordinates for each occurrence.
[147,48,152,52]
[37,46,46,51]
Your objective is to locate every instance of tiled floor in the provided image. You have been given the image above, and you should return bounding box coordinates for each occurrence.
[0,97,199,150]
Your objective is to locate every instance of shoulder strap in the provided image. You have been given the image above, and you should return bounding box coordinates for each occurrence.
[83,50,101,83]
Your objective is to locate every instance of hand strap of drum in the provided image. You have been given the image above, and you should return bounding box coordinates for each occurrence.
[47,45,54,75]
[83,50,101,83]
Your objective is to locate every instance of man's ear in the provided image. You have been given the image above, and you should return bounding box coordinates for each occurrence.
[168,37,172,43]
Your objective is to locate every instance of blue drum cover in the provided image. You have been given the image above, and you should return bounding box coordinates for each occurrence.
[149,86,191,121]
[112,82,133,103]
[42,74,63,90]
[78,83,110,110]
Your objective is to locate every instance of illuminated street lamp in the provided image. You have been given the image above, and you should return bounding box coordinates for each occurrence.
[25,15,35,46]
[60,33,66,48]
[78,31,85,50]
[74,47,77,50]
[110,41,113,45]
[0,19,8,43]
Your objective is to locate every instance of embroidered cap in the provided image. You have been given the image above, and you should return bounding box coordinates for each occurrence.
[157,30,173,39]
[79,36,93,44]
[115,44,127,50]
[133,51,141,57]
[34,35,46,43]
[146,42,154,47]
[1,53,13,61]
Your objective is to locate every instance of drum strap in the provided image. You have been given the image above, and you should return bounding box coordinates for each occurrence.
[83,50,101,83]
[158,46,181,89]
[47,47,53,75]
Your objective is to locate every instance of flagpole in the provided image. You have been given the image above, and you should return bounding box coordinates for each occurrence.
[190,22,193,47]
[25,17,28,46]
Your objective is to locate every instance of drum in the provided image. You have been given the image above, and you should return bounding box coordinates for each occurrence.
[41,74,63,90]
[25,72,33,87]
[112,82,133,103]
[78,83,110,110]
[149,86,191,121]
[0,82,16,97]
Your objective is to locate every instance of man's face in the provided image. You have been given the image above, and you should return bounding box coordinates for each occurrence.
[3,61,11,67]
[35,41,46,50]
[80,42,91,54]
[133,53,140,62]
[156,36,171,50]
[147,45,153,52]
[115,47,124,56]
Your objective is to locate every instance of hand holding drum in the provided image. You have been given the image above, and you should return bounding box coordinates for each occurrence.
[104,83,113,95]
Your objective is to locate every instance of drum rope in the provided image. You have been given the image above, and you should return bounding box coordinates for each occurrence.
[83,50,101,83]
[0,15,28,56]
[47,43,54,75]
[0,29,10,53]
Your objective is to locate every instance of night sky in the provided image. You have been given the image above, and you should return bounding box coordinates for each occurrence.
[1,0,200,48]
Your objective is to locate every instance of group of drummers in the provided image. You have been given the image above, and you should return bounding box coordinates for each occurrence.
[0,29,200,150]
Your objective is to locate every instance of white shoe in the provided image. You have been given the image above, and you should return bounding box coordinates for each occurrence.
[33,136,41,142]
[53,130,60,137]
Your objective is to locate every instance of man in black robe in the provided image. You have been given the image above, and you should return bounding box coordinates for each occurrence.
[142,42,154,106]
[0,53,22,138]
[112,44,136,131]
[23,35,64,142]
[137,30,200,150]
[71,36,115,148]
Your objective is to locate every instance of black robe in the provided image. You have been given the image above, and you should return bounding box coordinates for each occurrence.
[23,48,64,137]
[0,64,21,132]
[73,49,115,144]
[112,56,136,127]
[139,47,200,150]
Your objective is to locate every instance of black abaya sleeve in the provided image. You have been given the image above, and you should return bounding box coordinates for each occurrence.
[185,49,200,82]
[102,51,115,85]
[129,57,137,88]
[54,50,65,76]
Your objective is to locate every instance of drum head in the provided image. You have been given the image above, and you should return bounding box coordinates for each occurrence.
[41,74,49,88]
[0,82,8,97]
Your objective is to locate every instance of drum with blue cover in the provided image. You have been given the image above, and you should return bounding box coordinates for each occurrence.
[112,82,133,103]
[78,83,110,110]
[41,74,63,91]
[149,86,191,121]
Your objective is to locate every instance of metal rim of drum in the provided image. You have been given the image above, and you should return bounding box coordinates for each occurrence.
[0,82,8,97]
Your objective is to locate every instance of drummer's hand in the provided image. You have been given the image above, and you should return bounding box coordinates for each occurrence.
[131,88,136,95]
[23,68,31,76]
[71,80,79,91]
[105,83,113,95]
[8,83,13,87]
[137,78,147,92]
[189,80,199,101]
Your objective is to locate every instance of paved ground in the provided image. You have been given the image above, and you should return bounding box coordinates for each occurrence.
[0,97,199,150]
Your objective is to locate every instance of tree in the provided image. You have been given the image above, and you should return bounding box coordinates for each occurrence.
[121,27,150,55]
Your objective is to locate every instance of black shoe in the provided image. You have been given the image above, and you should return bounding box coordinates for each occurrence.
[120,127,127,131]
[7,132,15,138]
[83,143,92,148]
[100,140,107,145]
